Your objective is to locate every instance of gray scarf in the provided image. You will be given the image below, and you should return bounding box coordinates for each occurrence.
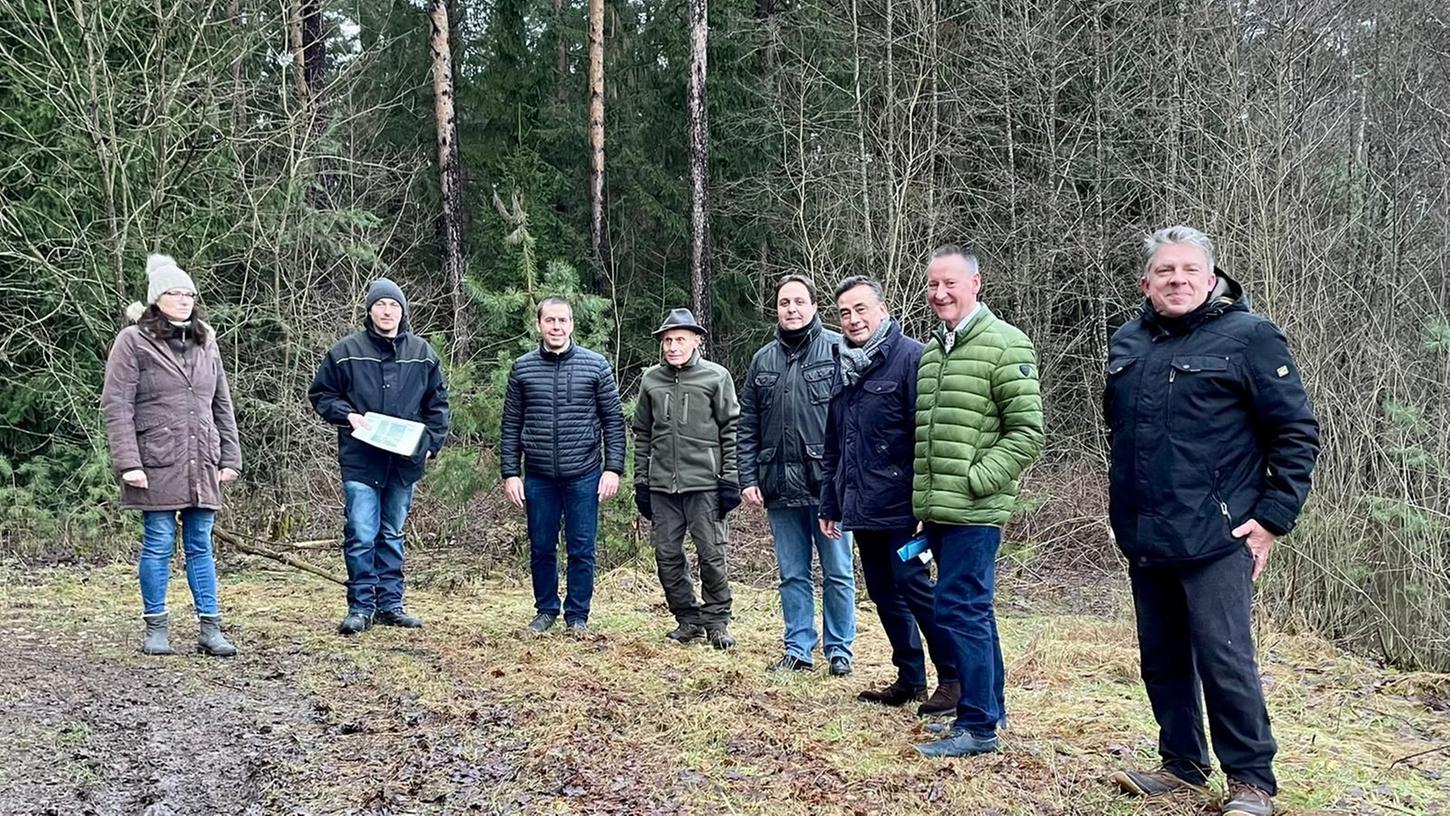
[840,318,894,386]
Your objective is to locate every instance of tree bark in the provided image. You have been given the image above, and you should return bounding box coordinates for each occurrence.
[555,0,569,105]
[686,0,712,336]
[588,0,608,291]
[430,0,467,361]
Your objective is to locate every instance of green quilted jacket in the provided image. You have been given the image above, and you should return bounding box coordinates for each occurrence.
[913,306,1045,526]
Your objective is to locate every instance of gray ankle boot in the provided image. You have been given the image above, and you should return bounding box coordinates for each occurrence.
[141,612,174,655]
[197,614,237,657]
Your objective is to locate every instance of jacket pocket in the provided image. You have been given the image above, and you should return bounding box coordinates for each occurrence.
[137,424,181,467]
[804,364,835,405]
[1168,355,1232,435]
[1104,355,1139,429]
[804,442,826,486]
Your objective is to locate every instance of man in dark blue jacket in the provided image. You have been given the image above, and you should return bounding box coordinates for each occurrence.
[739,275,856,676]
[1105,226,1320,816]
[501,297,627,634]
[309,278,450,636]
[819,276,959,716]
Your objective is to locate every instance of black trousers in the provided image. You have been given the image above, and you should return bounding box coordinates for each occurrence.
[1129,546,1277,794]
[650,490,732,627]
[855,527,957,689]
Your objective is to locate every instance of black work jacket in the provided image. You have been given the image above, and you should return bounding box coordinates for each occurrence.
[738,318,841,507]
[1104,272,1320,566]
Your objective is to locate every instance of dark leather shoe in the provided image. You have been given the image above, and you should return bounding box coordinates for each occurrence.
[857,679,927,706]
[1221,780,1274,816]
[337,612,372,636]
[1112,768,1210,797]
[768,654,814,672]
[666,623,705,643]
[375,608,422,628]
[828,656,852,676]
[914,727,999,758]
[916,682,961,716]
[565,619,589,634]
[527,613,557,633]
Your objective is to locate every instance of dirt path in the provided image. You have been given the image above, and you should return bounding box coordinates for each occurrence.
[1,564,1446,816]
[0,611,315,815]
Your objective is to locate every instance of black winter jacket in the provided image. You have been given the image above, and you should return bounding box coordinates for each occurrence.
[309,323,450,488]
[1104,272,1320,566]
[738,317,841,507]
[819,321,923,531]
[500,343,627,480]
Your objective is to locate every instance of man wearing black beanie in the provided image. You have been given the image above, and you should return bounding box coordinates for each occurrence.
[309,278,451,636]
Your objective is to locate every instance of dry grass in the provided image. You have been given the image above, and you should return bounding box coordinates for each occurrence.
[0,561,1446,815]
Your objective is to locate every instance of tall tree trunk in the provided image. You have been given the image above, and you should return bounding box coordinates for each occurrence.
[287,0,308,106]
[588,0,608,291]
[686,0,712,336]
[430,0,467,361]
[302,1,325,92]
[554,0,569,105]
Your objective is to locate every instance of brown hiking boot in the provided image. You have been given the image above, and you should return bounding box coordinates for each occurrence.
[916,682,961,716]
[1112,768,1210,797]
[1221,780,1274,816]
[857,679,926,706]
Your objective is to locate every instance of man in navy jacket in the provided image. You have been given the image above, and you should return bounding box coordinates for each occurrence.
[501,297,627,634]
[309,278,450,636]
[1105,226,1320,816]
[819,276,959,716]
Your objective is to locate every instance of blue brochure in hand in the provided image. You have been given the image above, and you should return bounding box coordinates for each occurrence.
[897,533,929,562]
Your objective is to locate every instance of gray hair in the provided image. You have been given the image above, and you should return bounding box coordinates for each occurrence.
[833,275,885,303]
[1142,226,1215,279]
[930,244,980,276]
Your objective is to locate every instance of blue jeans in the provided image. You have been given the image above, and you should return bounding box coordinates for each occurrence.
[342,480,416,615]
[525,470,601,623]
[139,508,219,616]
[927,523,1006,734]
[768,505,856,661]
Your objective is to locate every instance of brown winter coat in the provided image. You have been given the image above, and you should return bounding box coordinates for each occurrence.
[100,323,242,511]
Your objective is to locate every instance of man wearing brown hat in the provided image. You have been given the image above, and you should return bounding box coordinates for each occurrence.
[632,308,742,649]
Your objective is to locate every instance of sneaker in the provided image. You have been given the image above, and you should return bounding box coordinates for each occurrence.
[666,622,705,643]
[916,682,961,716]
[337,612,372,636]
[565,619,589,634]
[857,679,927,706]
[828,656,853,677]
[1112,768,1210,797]
[914,727,999,758]
[767,654,814,672]
[527,613,557,633]
[375,608,423,628]
[706,626,736,650]
[1221,780,1274,816]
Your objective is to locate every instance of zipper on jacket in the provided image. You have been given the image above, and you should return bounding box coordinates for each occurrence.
[1212,469,1231,522]
[671,369,681,493]
[551,358,561,479]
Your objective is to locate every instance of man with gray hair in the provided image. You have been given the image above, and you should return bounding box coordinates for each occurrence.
[820,276,959,714]
[1104,226,1320,816]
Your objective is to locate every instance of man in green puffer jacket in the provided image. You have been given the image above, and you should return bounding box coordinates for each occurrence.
[912,245,1044,759]
[632,308,742,650]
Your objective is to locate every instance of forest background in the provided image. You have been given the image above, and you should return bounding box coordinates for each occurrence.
[1,0,1448,672]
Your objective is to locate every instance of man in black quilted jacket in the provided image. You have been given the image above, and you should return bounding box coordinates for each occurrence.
[501,297,628,634]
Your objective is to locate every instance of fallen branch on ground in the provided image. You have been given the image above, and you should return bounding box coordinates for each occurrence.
[215,528,346,585]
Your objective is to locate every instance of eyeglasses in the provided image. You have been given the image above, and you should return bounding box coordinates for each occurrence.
[161,290,197,299]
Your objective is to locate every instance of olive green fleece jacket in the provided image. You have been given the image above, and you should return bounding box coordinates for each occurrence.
[913,305,1045,526]
[632,351,741,494]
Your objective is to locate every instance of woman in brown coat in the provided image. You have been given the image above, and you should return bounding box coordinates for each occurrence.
[100,254,242,657]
